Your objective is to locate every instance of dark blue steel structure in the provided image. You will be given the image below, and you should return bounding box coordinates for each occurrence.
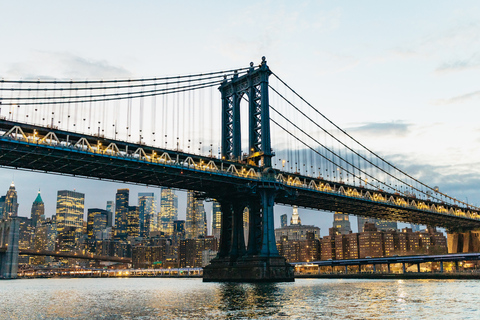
[205,57,293,281]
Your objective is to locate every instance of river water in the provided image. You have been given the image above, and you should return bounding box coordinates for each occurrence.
[1,278,479,319]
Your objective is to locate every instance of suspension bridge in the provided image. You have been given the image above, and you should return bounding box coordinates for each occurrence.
[0,57,479,281]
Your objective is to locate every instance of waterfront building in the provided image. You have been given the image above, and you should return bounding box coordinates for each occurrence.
[179,237,218,268]
[333,212,351,234]
[211,201,221,239]
[132,239,171,269]
[3,181,19,218]
[114,189,129,240]
[138,192,156,237]
[317,225,447,261]
[185,191,206,239]
[106,201,114,227]
[280,214,288,228]
[30,190,45,228]
[56,190,85,245]
[358,223,384,258]
[158,189,177,236]
[277,232,320,263]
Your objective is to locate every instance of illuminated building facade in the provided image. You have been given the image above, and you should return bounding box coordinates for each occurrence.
[87,208,109,240]
[3,182,19,219]
[56,190,85,244]
[333,212,351,234]
[127,206,140,238]
[211,201,221,239]
[115,189,129,240]
[185,191,206,239]
[158,189,177,236]
[139,192,156,237]
[106,200,114,227]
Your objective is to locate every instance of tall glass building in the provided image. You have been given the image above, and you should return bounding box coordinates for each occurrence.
[3,181,19,219]
[56,190,85,243]
[211,201,221,239]
[115,189,129,240]
[138,192,156,237]
[159,189,178,236]
[185,191,206,239]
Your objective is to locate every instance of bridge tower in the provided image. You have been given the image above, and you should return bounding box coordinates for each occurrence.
[203,57,294,282]
[0,218,20,279]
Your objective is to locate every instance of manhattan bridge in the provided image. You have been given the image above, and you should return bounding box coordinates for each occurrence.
[0,57,479,281]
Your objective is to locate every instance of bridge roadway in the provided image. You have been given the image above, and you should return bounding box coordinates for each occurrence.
[0,247,131,263]
[292,252,480,268]
[0,119,479,231]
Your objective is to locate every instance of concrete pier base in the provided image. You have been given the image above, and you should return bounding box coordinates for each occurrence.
[203,256,294,282]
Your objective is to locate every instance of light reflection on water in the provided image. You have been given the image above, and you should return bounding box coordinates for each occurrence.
[1,278,479,319]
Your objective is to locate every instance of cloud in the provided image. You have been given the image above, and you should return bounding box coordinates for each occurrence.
[433,90,480,105]
[6,51,132,79]
[435,53,480,74]
[346,121,411,137]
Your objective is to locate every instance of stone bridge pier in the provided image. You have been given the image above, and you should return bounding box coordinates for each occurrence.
[0,218,20,279]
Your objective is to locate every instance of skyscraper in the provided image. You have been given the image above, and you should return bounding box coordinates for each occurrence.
[31,190,45,228]
[159,188,178,236]
[127,206,140,238]
[4,181,19,219]
[211,201,221,239]
[115,189,129,240]
[185,191,206,239]
[106,200,115,227]
[290,206,301,225]
[333,212,351,234]
[138,192,156,237]
[87,208,109,240]
[56,190,85,243]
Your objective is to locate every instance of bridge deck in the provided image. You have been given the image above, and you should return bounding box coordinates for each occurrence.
[1,120,479,231]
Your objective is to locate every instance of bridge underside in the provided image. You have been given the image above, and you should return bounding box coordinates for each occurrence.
[0,122,478,232]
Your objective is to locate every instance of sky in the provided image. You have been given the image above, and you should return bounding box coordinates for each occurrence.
[1,1,480,236]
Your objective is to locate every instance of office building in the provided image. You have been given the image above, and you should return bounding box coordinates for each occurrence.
[3,181,19,219]
[56,190,85,244]
[127,206,140,238]
[212,201,221,239]
[158,189,177,236]
[333,212,351,234]
[115,189,129,240]
[106,201,115,227]
[185,191,206,239]
[139,192,156,237]
[31,190,45,228]
[87,208,109,240]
